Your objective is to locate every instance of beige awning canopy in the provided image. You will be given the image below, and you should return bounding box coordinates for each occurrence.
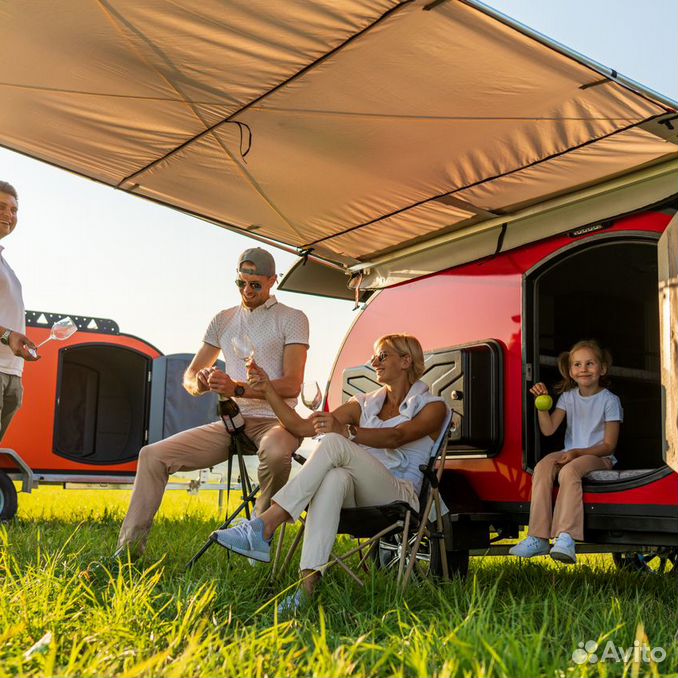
[1,0,676,285]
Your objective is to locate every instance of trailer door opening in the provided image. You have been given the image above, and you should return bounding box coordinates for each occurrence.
[54,344,151,466]
[526,236,663,475]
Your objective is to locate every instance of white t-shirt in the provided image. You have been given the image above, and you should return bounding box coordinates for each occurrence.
[555,388,623,462]
[203,295,309,418]
[0,246,25,377]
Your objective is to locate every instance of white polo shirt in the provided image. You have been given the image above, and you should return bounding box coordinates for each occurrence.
[0,246,25,377]
[203,295,309,418]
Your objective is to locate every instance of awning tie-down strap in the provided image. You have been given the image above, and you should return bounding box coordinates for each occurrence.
[494,223,508,256]
[299,248,314,266]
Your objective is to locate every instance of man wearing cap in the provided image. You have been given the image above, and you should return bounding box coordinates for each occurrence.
[115,247,309,557]
[0,180,39,443]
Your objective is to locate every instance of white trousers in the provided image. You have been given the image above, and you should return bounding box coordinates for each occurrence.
[272,432,419,572]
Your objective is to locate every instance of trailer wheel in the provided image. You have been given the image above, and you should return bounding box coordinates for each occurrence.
[613,551,677,574]
[372,525,469,580]
[0,470,18,521]
[372,530,433,577]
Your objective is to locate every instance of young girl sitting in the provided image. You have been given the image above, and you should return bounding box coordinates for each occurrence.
[510,339,623,564]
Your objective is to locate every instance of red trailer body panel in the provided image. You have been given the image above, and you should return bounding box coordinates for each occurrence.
[328,211,676,515]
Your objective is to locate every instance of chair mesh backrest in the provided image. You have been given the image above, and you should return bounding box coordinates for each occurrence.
[416,408,453,511]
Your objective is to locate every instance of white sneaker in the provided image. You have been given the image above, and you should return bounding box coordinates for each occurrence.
[550,532,577,564]
[508,536,550,558]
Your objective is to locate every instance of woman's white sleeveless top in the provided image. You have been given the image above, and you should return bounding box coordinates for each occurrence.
[353,380,444,494]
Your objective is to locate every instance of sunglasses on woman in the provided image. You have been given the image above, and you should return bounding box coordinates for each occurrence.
[235,279,263,290]
[370,350,410,364]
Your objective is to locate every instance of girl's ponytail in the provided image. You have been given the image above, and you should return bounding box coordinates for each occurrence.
[555,351,576,394]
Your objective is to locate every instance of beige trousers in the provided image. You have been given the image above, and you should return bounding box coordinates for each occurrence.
[528,451,613,541]
[272,432,419,572]
[0,372,22,443]
[117,416,300,553]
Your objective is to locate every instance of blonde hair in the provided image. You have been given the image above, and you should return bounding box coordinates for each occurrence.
[375,334,425,384]
[555,339,612,394]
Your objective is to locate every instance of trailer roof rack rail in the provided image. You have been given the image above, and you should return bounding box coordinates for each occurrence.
[25,310,120,335]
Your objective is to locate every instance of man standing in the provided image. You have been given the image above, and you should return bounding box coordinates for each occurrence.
[0,181,38,442]
[116,247,309,556]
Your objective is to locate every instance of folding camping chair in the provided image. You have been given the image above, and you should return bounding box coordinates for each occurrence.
[185,428,259,569]
[273,410,453,589]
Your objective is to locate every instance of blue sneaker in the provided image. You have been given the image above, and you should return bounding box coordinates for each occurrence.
[211,518,272,562]
[277,589,309,617]
[550,532,577,565]
[508,536,550,558]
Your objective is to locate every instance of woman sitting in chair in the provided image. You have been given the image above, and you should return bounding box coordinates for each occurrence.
[211,333,448,609]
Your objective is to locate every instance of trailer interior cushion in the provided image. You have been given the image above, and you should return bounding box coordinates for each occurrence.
[584,469,657,483]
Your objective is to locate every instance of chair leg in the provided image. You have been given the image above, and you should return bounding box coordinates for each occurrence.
[317,522,403,584]
[272,518,306,581]
[334,522,402,564]
[433,490,449,580]
[396,511,411,584]
[185,481,259,569]
[357,540,378,570]
[331,555,365,586]
[354,540,370,573]
[186,434,259,570]
[402,495,433,589]
[270,523,287,579]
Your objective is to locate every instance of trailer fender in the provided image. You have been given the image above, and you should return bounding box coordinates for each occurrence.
[0,448,34,494]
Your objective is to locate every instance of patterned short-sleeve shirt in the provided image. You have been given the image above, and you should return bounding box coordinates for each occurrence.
[203,295,309,418]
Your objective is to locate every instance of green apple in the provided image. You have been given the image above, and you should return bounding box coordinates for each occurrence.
[535,394,553,411]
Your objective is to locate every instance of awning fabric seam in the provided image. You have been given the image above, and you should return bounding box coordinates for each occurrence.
[302,113,669,250]
[115,0,413,188]
[96,0,307,239]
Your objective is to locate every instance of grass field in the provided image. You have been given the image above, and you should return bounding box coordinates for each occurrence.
[1,485,676,677]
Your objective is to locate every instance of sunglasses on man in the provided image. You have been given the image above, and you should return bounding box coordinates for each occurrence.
[235,279,263,290]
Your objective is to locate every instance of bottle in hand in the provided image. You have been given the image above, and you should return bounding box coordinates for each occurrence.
[219,397,246,434]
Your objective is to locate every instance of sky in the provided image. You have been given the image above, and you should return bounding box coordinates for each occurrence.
[1,0,676,393]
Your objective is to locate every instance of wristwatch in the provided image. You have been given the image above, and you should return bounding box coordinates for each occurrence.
[233,384,246,397]
[0,329,11,346]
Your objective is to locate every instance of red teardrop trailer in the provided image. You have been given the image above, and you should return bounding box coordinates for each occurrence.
[0,312,226,517]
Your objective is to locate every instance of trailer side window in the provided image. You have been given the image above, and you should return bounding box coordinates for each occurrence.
[342,340,503,457]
